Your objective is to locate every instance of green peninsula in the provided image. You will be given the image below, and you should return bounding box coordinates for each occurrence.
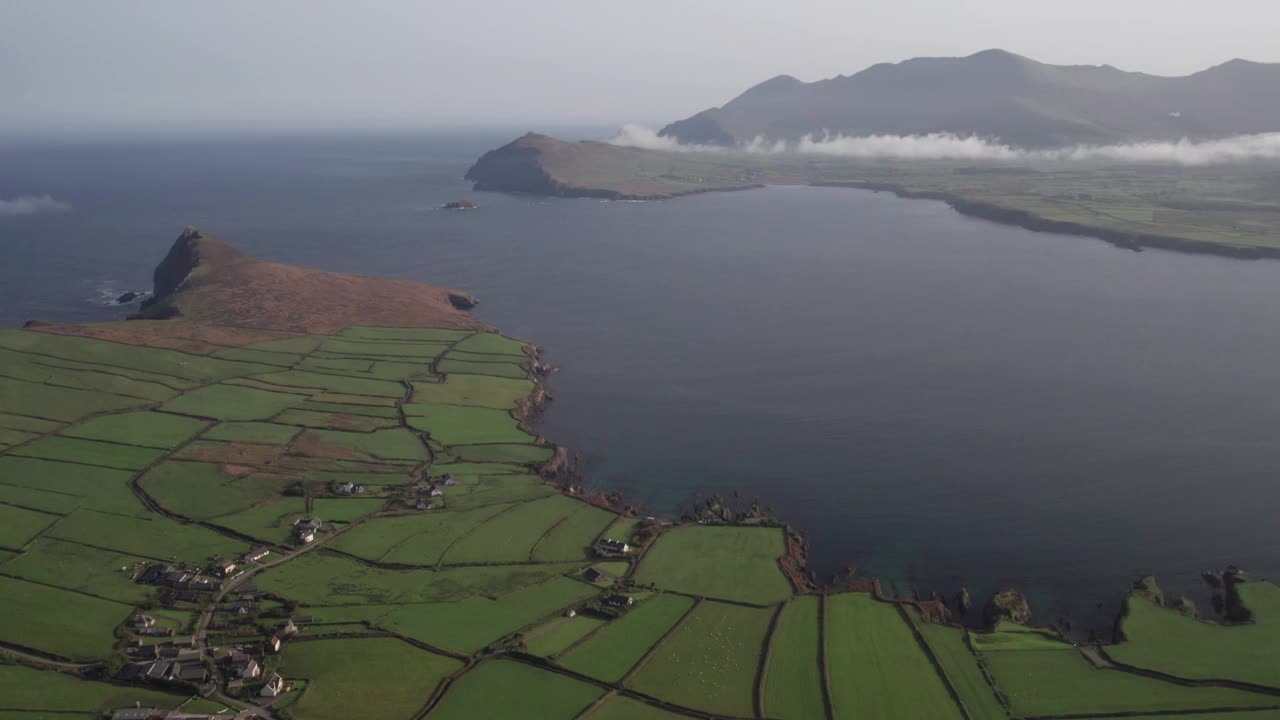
[3,230,1280,720]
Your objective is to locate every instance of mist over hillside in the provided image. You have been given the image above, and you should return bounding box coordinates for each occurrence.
[658,49,1280,148]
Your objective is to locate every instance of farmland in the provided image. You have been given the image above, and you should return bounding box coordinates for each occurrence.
[825,593,964,720]
[633,525,793,605]
[7,233,1280,720]
[628,601,773,716]
[763,596,825,720]
[281,638,462,720]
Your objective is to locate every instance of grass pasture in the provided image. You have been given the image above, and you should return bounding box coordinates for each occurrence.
[298,400,400,418]
[404,404,532,446]
[983,647,1276,717]
[969,620,1073,652]
[1108,583,1280,688]
[294,428,426,462]
[0,329,274,382]
[330,504,512,565]
[531,502,618,561]
[339,326,471,343]
[0,575,132,659]
[48,508,247,562]
[311,498,387,523]
[61,411,209,448]
[909,611,1008,720]
[449,443,554,465]
[559,593,696,682]
[254,551,581,605]
[0,412,64,434]
[427,659,602,720]
[438,473,557,509]
[0,503,58,549]
[10,435,165,470]
[825,593,964,720]
[210,497,307,543]
[0,537,155,604]
[281,637,462,720]
[381,575,597,654]
[274,408,399,432]
[451,333,528,356]
[0,376,147,422]
[252,370,404,398]
[0,456,145,517]
[525,614,608,656]
[201,420,301,444]
[763,596,825,720]
[410,375,534,409]
[628,601,772,717]
[584,695,694,720]
[438,358,529,380]
[440,495,584,564]
[161,383,307,420]
[0,664,201,714]
[141,460,293,519]
[634,525,792,605]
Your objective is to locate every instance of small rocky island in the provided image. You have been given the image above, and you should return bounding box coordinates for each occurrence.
[442,200,478,210]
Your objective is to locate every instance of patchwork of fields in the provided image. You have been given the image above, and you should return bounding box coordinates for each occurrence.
[4,310,1280,720]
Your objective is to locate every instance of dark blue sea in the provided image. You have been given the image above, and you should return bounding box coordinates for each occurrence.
[5,129,1280,632]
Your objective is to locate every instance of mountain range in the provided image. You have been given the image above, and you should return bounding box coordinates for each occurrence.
[659,49,1280,147]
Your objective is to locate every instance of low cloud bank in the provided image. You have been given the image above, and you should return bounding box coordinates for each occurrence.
[0,194,71,217]
[609,125,1280,166]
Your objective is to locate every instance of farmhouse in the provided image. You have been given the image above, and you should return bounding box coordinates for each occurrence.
[415,498,433,510]
[429,487,444,497]
[209,560,237,578]
[603,594,634,608]
[242,547,271,563]
[439,473,458,486]
[335,481,365,495]
[596,539,631,556]
[134,615,156,628]
[265,634,282,654]
[238,658,261,679]
[260,672,286,697]
[583,567,611,583]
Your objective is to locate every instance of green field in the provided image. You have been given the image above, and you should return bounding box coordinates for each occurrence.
[10,435,166,470]
[282,637,462,720]
[330,504,513,564]
[1,538,155,603]
[0,456,145,517]
[560,593,696,682]
[0,575,132,658]
[437,358,529,380]
[441,495,588,564]
[254,551,580,605]
[252,369,405,398]
[210,496,307,543]
[201,420,302,444]
[968,620,1073,652]
[0,664,202,714]
[1108,583,1280,688]
[380,575,597,654]
[525,614,608,656]
[983,647,1277,717]
[294,428,427,462]
[48,508,247,562]
[449,443,555,464]
[531,502,617,562]
[140,460,292,519]
[0,503,58,549]
[909,612,1008,720]
[0,376,148,423]
[404,404,533,446]
[410,375,534,409]
[311,497,387,523]
[428,659,602,720]
[584,695,694,720]
[764,596,826,720]
[161,383,307,420]
[634,525,792,605]
[274,408,399,432]
[825,593,964,720]
[61,411,209,448]
[451,333,529,356]
[628,600,772,716]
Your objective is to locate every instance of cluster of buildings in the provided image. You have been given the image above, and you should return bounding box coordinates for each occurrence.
[413,473,458,510]
[138,564,222,594]
[118,639,208,686]
[132,615,174,638]
[335,481,365,495]
[221,618,296,698]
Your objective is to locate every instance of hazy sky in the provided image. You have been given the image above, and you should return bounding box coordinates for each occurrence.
[3,0,1278,135]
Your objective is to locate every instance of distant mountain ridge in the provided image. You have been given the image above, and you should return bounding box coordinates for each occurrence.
[659,49,1280,147]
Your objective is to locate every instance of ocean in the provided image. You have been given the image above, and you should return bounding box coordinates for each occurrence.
[5,129,1280,632]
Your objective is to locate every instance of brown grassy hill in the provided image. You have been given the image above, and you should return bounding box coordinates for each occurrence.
[130,227,487,335]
